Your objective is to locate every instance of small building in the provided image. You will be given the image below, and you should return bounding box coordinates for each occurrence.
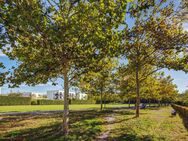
[47,90,87,100]
[31,92,45,99]
[47,90,64,100]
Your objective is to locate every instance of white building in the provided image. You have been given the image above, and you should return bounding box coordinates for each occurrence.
[47,90,87,100]
[22,92,43,98]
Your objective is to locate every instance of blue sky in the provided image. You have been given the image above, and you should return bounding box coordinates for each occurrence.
[0,55,66,94]
[0,55,187,94]
[0,0,187,94]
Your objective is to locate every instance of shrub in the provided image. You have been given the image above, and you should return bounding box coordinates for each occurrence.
[37,99,64,105]
[70,100,96,104]
[31,100,38,105]
[175,101,188,106]
[0,95,31,106]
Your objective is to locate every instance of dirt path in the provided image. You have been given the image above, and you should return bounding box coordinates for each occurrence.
[0,109,97,116]
[95,114,115,141]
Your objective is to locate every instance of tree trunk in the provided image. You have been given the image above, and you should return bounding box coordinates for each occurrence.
[63,70,69,135]
[148,99,151,107]
[104,94,106,109]
[135,64,140,117]
[128,99,131,108]
[158,100,161,107]
[104,100,106,109]
[100,91,103,111]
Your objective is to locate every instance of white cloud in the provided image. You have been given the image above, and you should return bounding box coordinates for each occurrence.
[34,82,54,87]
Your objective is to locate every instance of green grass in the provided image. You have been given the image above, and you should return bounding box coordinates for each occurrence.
[107,107,188,141]
[1,107,187,141]
[0,104,132,113]
[0,110,108,140]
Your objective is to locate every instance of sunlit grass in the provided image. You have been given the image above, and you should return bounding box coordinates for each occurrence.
[0,104,132,113]
[1,107,187,141]
[108,107,188,141]
[0,110,106,140]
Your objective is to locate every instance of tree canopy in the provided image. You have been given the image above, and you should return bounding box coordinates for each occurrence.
[0,0,128,135]
[120,0,188,117]
[77,58,118,110]
[0,0,187,134]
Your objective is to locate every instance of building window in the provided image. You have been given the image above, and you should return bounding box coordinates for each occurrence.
[54,93,59,99]
[59,92,63,99]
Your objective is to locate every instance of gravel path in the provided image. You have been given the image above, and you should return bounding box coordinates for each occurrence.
[0,109,97,116]
[0,110,65,116]
[0,107,133,116]
[95,114,115,141]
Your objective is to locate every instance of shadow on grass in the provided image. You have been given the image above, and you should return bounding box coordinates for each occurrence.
[108,133,154,141]
[182,117,188,131]
[146,107,160,110]
[0,110,122,141]
[112,110,135,115]
[0,109,139,141]
[3,123,62,141]
[0,109,135,125]
[107,126,156,141]
[3,120,103,141]
[176,114,188,131]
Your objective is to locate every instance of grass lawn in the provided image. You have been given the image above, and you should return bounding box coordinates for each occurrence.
[1,107,187,141]
[0,104,133,113]
[0,110,108,141]
[107,107,188,141]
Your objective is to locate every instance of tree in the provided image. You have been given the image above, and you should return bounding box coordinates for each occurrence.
[0,62,6,86]
[141,74,160,106]
[117,65,136,107]
[178,89,188,106]
[118,64,179,108]
[0,0,127,134]
[179,0,188,21]
[77,58,118,110]
[8,92,23,97]
[118,65,159,107]
[121,1,188,117]
[157,75,178,105]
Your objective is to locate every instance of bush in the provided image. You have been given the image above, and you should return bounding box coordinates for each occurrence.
[172,104,188,118]
[31,100,38,105]
[175,101,188,106]
[70,100,96,104]
[37,99,64,105]
[0,95,31,106]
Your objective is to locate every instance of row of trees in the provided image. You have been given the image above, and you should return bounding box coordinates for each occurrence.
[0,0,187,135]
[77,60,178,110]
[177,89,188,106]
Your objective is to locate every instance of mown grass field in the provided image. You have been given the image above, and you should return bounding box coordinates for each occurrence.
[0,109,107,141]
[0,104,134,113]
[0,106,188,141]
[107,107,188,141]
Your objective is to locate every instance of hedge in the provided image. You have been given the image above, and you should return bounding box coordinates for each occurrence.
[172,104,188,119]
[0,96,96,106]
[36,99,95,105]
[31,99,38,105]
[70,100,96,104]
[37,99,64,105]
[175,101,188,107]
[0,95,31,106]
